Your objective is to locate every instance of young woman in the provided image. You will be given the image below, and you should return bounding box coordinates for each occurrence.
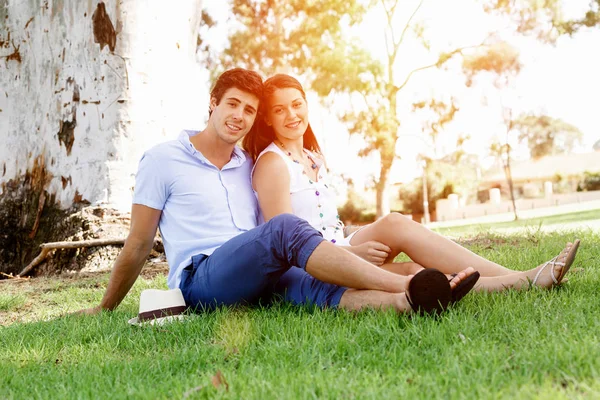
[243,74,580,293]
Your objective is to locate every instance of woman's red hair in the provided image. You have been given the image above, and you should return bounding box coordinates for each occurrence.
[243,74,321,161]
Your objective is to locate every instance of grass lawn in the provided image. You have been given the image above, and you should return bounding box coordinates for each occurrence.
[1,214,599,399]
[434,209,600,237]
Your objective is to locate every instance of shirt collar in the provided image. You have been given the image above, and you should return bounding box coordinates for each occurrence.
[178,130,247,167]
[231,146,247,163]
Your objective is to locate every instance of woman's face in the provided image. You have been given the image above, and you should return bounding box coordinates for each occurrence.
[265,87,309,141]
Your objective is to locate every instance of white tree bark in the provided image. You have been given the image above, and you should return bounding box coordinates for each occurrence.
[0,0,204,211]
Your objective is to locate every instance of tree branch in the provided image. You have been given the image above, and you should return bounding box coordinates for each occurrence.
[381,0,395,60]
[397,0,425,49]
[17,237,162,277]
[394,42,484,94]
[1,272,29,280]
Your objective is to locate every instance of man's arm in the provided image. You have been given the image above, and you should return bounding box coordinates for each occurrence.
[78,204,162,314]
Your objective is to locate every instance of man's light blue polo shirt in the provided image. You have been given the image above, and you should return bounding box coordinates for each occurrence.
[133,130,260,289]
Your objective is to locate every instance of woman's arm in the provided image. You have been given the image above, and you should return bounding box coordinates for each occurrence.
[253,152,293,222]
[338,242,391,266]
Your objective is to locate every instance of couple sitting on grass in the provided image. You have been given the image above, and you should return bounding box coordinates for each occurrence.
[79,68,581,318]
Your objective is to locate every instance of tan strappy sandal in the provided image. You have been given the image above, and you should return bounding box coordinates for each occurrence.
[532,239,581,286]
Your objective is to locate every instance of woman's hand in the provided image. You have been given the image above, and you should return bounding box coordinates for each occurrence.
[348,241,391,266]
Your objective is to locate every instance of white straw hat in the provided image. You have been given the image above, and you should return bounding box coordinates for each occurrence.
[128,288,188,326]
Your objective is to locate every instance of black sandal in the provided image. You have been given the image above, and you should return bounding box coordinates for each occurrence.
[406,268,452,315]
[448,271,480,303]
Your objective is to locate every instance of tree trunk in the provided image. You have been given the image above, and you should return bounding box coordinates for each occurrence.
[375,160,392,219]
[1,0,204,212]
[421,161,430,224]
[0,0,204,275]
[503,151,519,221]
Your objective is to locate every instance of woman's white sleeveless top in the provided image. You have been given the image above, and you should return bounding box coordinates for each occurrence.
[254,142,345,243]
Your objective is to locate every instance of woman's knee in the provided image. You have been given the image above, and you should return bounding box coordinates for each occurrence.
[381,212,410,229]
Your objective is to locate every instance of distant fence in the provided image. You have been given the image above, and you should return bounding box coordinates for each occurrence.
[436,190,600,222]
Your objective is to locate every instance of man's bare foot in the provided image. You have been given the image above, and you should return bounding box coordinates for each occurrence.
[448,267,478,290]
[530,241,579,288]
[403,268,452,314]
[447,267,481,303]
[407,267,479,296]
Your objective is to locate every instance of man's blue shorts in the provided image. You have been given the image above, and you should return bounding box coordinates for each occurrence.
[179,214,348,310]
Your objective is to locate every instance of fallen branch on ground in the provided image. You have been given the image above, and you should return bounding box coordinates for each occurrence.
[0,272,29,280]
[17,238,128,278]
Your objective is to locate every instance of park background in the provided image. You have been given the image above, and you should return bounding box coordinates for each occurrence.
[1,1,600,398]
[1,0,599,276]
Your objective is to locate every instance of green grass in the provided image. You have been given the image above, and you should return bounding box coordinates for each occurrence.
[0,293,26,311]
[1,223,599,399]
[434,209,600,237]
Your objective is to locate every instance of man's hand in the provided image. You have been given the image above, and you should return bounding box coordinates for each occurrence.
[70,305,103,316]
[349,241,391,266]
[71,204,161,316]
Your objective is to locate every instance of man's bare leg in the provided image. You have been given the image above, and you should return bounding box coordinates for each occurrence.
[305,241,410,293]
[305,241,479,301]
[336,272,475,313]
[337,289,410,312]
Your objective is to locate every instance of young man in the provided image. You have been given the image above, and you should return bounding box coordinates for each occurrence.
[79,68,475,316]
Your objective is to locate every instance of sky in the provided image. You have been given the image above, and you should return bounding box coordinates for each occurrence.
[200,0,600,187]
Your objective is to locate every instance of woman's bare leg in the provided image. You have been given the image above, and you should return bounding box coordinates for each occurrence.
[382,252,575,292]
[457,243,576,291]
[380,262,424,276]
[350,213,514,277]
[368,231,578,292]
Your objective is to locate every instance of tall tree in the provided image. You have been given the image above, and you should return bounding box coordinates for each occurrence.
[496,108,520,220]
[410,98,460,223]
[463,41,522,220]
[513,114,583,158]
[204,0,487,217]
[411,98,460,158]
[200,0,373,79]
[485,0,600,42]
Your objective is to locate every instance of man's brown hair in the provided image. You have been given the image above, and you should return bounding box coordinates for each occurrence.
[209,68,263,116]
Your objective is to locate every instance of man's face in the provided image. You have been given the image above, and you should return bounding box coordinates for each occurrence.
[209,88,260,145]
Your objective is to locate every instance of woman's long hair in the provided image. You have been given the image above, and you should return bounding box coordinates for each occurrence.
[243,74,321,162]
